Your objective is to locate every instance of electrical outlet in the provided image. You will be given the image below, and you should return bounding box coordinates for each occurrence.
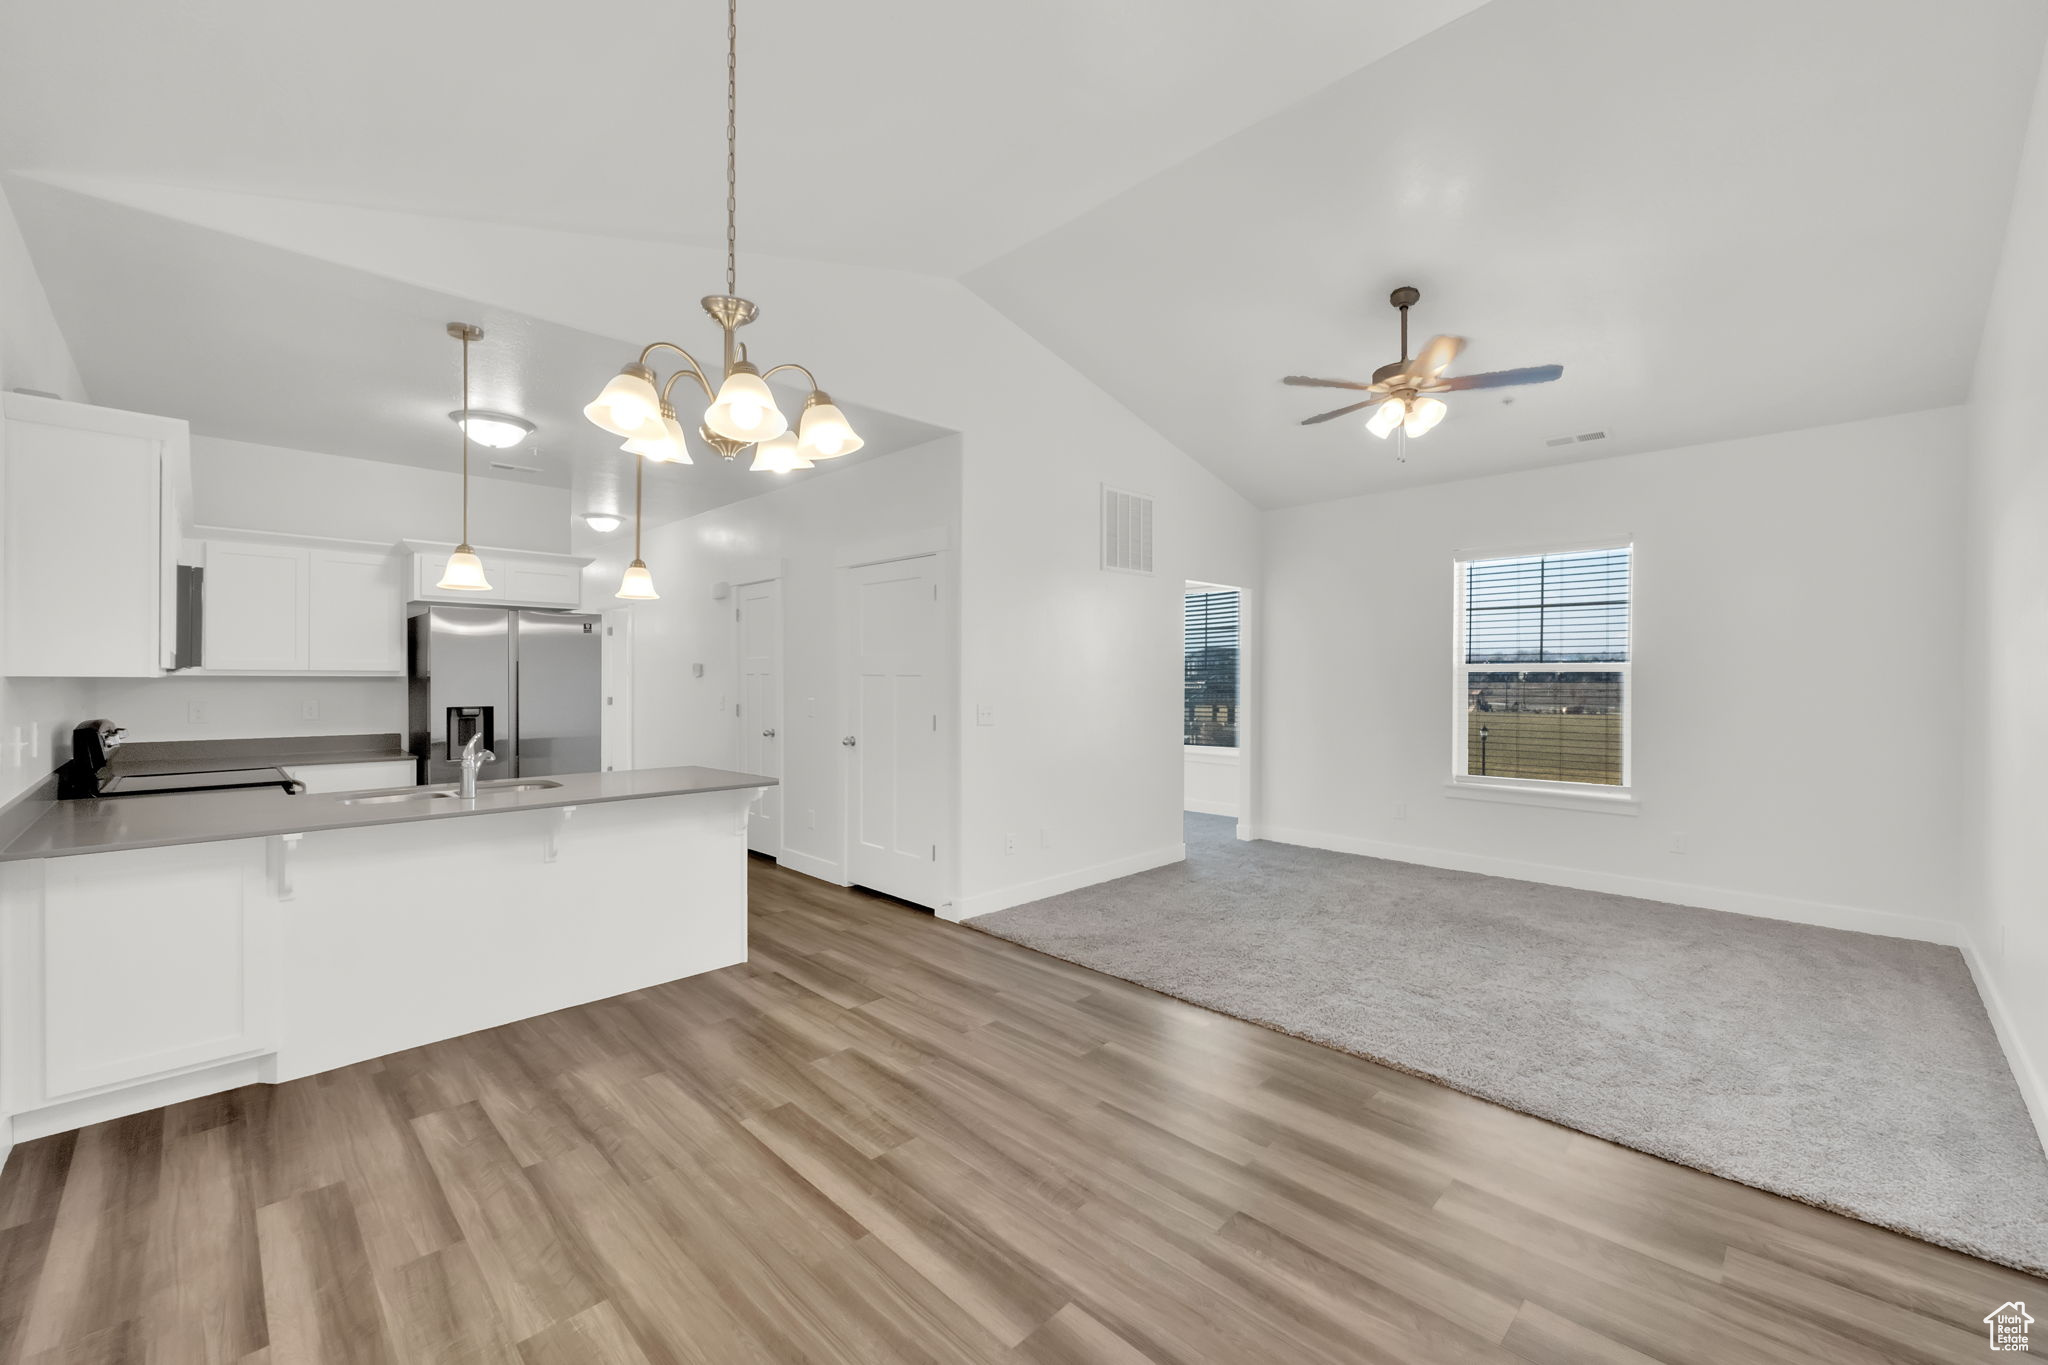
[1669,832,1687,854]
[976,703,996,726]
[1005,832,1018,855]
[1392,800,1409,820]
[807,809,817,830]
[301,699,320,721]
[187,701,207,724]
[1040,827,1051,849]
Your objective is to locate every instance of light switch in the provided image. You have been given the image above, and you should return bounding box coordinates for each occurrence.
[692,662,705,678]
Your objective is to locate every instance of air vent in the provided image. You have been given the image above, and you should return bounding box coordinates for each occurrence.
[1545,430,1609,448]
[489,460,543,473]
[1101,485,1154,575]
[1576,430,1608,443]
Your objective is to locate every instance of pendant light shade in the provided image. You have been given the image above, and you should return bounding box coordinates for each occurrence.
[796,391,862,460]
[438,323,494,590]
[616,559,660,600]
[622,404,695,463]
[704,361,788,443]
[1366,397,1406,439]
[585,365,663,437]
[437,548,492,591]
[749,431,810,473]
[615,445,659,599]
[1402,395,1448,438]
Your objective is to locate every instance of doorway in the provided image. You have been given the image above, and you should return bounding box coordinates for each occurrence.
[844,553,948,908]
[736,578,783,856]
[1184,581,1243,820]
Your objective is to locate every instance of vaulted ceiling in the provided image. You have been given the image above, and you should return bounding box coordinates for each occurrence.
[3,0,2044,509]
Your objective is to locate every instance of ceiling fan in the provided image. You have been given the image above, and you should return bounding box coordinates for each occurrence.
[1283,286,1563,440]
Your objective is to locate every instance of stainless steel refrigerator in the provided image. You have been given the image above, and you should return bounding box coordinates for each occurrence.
[408,606,602,784]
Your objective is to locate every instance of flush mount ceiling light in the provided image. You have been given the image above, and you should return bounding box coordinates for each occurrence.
[436,323,492,592]
[1282,286,1565,444]
[584,0,861,471]
[583,513,623,533]
[447,408,535,450]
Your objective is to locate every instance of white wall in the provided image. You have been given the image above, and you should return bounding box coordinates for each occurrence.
[46,183,1267,914]
[1260,407,1967,943]
[1185,747,1239,816]
[616,435,960,888]
[192,435,568,551]
[0,183,93,803]
[1963,34,2048,1140]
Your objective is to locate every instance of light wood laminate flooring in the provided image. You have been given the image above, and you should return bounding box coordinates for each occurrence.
[0,858,2038,1363]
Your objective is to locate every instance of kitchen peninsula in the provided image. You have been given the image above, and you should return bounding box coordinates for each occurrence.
[0,766,773,1156]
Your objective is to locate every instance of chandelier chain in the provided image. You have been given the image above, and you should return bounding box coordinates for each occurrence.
[725,0,738,298]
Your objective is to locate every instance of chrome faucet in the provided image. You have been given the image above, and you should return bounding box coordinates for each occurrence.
[458,733,495,799]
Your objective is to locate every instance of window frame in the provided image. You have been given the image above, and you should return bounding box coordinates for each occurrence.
[1183,585,1241,750]
[1448,539,1635,807]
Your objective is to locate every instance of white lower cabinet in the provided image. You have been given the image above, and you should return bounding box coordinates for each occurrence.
[282,760,417,794]
[1,841,276,1113]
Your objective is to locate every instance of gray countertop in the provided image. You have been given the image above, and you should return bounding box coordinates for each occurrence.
[0,766,777,862]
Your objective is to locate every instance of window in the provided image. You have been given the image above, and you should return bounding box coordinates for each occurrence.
[1184,588,1239,747]
[1455,546,1630,789]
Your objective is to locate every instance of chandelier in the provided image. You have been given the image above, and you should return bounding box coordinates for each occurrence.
[583,0,862,492]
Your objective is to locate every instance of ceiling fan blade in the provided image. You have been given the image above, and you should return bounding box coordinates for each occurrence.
[1299,397,1383,426]
[1435,363,1564,391]
[1282,375,1376,391]
[1407,334,1465,380]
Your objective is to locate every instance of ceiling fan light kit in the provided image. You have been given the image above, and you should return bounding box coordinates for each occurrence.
[1284,285,1563,448]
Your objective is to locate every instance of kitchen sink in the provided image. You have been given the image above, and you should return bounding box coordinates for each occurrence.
[341,779,564,805]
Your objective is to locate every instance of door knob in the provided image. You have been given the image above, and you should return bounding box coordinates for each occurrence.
[842,735,857,747]
[762,728,776,738]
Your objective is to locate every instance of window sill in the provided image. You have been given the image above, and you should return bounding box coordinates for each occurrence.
[1442,779,1639,815]
[1184,746,1240,761]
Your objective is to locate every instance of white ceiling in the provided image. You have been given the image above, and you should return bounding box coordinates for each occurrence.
[0,0,1486,277]
[1,176,948,528]
[966,0,2048,507]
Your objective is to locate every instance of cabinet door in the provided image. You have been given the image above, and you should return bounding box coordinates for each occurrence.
[502,560,583,608]
[38,842,275,1100]
[202,540,310,670]
[309,548,403,672]
[2,414,163,677]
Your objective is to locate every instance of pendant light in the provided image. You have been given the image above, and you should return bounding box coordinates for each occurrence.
[437,323,492,591]
[585,0,859,470]
[616,451,659,600]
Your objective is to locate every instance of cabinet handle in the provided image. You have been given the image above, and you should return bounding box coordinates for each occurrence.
[841,735,857,747]
[761,728,776,738]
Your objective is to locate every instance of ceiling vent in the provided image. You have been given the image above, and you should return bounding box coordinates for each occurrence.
[1101,485,1154,575]
[1545,430,1609,448]
[488,459,543,473]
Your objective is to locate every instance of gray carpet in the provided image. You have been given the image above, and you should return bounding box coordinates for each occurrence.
[970,814,2048,1274]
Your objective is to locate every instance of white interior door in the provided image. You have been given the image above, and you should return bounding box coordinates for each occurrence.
[736,579,782,855]
[846,555,945,907]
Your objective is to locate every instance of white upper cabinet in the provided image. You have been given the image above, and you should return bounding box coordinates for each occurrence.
[195,534,404,675]
[308,549,404,672]
[2,394,190,678]
[406,541,591,609]
[202,540,310,670]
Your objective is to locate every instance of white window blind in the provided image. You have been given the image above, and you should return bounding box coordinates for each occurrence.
[1456,546,1630,788]
[1184,589,1239,747]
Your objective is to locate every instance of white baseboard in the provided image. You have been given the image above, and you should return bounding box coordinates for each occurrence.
[1248,824,1965,947]
[1961,934,2048,1156]
[774,846,849,887]
[1184,799,1240,817]
[6,1055,274,1146]
[950,843,1186,922]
